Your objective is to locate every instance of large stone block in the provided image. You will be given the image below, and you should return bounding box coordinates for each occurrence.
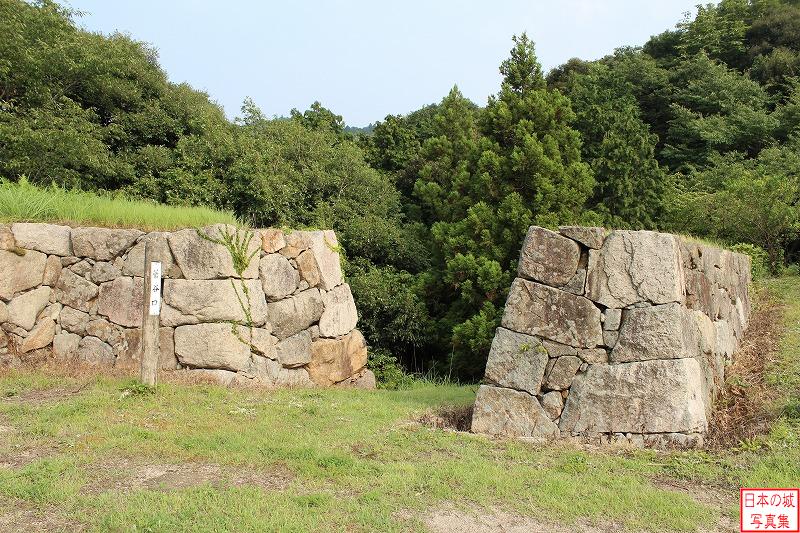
[59,306,91,335]
[260,228,286,253]
[0,249,47,301]
[19,317,56,353]
[283,230,343,290]
[307,329,367,386]
[471,385,558,440]
[275,330,312,368]
[97,277,144,328]
[586,230,684,308]
[610,303,702,363]
[558,358,708,435]
[76,336,115,366]
[517,226,580,287]
[168,225,259,280]
[259,253,299,301]
[484,327,548,395]
[501,278,602,348]
[542,355,581,390]
[0,301,7,324]
[266,288,324,339]
[71,227,143,260]
[54,269,99,313]
[53,331,80,359]
[11,223,72,256]
[7,287,51,330]
[122,232,182,278]
[163,279,268,325]
[116,327,179,370]
[558,226,607,249]
[318,284,358,338]
[174,322,252,371]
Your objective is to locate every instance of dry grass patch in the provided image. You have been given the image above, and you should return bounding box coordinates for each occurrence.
[706,285,785,449]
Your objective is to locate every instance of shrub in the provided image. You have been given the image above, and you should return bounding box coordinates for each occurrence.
[367,349,414,390]
[731,242,770,280]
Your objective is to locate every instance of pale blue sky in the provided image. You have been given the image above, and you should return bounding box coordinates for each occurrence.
[67,1,708,126]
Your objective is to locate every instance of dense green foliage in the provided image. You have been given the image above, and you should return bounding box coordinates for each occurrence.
[3,0,800,381]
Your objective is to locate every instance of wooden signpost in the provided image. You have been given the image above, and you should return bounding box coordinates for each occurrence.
[140,240,161,387]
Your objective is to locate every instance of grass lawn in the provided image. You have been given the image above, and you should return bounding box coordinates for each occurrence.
[0,277,798,532]
[0,179,239,230]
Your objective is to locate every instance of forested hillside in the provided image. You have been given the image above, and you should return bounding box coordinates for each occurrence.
[2,0,798,380]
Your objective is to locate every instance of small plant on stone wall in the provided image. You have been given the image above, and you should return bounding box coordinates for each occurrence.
[196,225,264,356]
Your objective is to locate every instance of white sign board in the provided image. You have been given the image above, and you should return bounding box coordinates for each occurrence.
[148,261,162,316]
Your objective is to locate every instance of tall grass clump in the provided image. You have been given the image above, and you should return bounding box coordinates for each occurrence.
[0,178,239,230]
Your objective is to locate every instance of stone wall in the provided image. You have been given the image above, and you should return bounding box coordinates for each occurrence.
[0,223,374,389]
[471,226,751,448]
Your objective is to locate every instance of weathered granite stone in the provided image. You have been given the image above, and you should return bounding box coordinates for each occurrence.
[122,232,182,278]
[643,432,704,449]
[346,368,377,389]
[484,327,548,395]
[246,327,277,360]
[266,288,324,339]
[260,228,286,253]
[169,225,259,280]
[259,253,299,301]
[275,330,312,368]
[69,259,93,278]
[54,269,98,313]
[19,317,56,353]
[90,261,121,284]
[319,284,358,338]
[53,331,80,359]
[42,255,62,286]
[7,287,51,330]
[0,301,7,324]
[0,224,15,251]
[158,303,200,327]
[558,226,607,249]
[60,256,79,267]
[517,227,581,287]
[174,323,252,371]
[559,358,708,435]
[501,278,603,348]
[714,320,736,362]
[116,327,178,370]
[540,391,564,420]
[163,279,268,325]
[611,303,701,363]
[97,277,144,327]
[562,269,586,295]
[283,230,343,290]
[296,249,322,288]
[85,318,124,347]
[12,223,72,256]
[0,249,47,300]
[578,347,608,364]
[275,367,315,388]
[71,227,142,260]
[542,355,582,390]
[602,330,619,349]
[307,329,368,386]
[602,309,622,330]
[59,306,91,335]
[77,336,115,365]
[471,385,559,440]
[586,230,684,308]
[541,339,578,358]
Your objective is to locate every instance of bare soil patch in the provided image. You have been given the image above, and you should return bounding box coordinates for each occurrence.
[417,404,474,432]
[420,506,624,533]
[706,286,786,448]
[0,496,85,533]
[82,458,295,495]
